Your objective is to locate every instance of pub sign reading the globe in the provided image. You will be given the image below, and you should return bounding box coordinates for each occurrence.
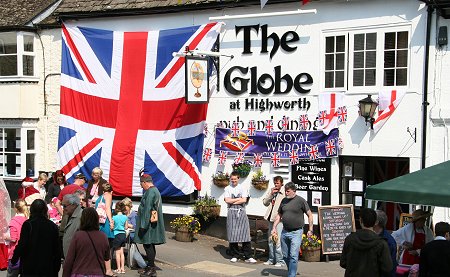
[185,56,209,103]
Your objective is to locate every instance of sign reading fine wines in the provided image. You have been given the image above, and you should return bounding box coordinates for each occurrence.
[291,158,331,212]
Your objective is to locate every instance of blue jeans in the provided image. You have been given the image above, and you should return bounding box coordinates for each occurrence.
[268,221,284,264]
[281,228,302,277]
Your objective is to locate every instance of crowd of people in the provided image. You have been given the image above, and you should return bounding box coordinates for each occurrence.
[0,168,164,277]
[1,168,450,277]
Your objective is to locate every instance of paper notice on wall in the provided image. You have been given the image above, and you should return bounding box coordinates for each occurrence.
[349,180,363,192]
[312,191,322,207]
[296,190,308,201]
[355,196,363,207]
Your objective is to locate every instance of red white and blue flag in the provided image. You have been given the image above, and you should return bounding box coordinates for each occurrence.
[218,150,227,165]
[299,114,309,131]
[270,152,281,168]
[281,116,289,132]
[325,139,336,156]
[308,145,320,160]
[337,106,347,124]
[247,120,256,136]
[253,153,263,168]
[289,150,299,165]
[231,121,240,137]
[265,119,274,135]
[202,148,212,163]
[234,152,245,164]
[57,22,222,197]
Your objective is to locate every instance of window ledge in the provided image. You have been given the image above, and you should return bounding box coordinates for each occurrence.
[0,76,39,83]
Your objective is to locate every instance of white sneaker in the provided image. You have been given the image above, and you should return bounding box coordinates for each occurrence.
[263,260,272,265]
[245,258,257,263]
[274,262,285,267]
[230,257,238,263]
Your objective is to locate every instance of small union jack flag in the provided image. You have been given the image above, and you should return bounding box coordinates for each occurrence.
[317,110,327,126]
[308,145,320,160]
[265,119,274,135]
[325,139,336,156]
[289,150,299,165]
[203,123,208,137]
[270,152,281,168]
[247,120,256,136]
[337,106,348,123]
[299,114,309,130]
[281,116,289,132]
[338,137,344,150]
[253,153,263,167]
[231,121,240,137]
[234,152,245,164]
[218,150,227,165]
[202,148,212,162]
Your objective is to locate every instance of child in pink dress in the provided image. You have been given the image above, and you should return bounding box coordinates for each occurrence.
[48,197,61,226]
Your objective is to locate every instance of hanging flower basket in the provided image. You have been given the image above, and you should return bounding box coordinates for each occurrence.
[301,246,321,262]
[252,180,269,190]
[212,172,230,188]
[232,161,252,178]
[195,205,221,219]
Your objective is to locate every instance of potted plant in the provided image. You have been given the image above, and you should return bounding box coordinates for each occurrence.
[251,169,269,190]
[301,233,322,262]
[193,194,221,221]
[170,215,201,242]
[232,160,252,178]
[212,171,230,188]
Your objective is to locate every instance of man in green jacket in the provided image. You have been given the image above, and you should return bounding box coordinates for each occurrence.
[340,208,393,277]
[134,173,166,277]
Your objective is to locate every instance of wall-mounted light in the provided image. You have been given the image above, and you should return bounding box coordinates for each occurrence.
[358,95,378,129]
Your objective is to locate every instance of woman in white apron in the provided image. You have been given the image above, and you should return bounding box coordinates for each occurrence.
[224,171,256,263]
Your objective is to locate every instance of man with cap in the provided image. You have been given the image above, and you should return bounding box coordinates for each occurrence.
[134,172,165,277]
[392,209,434,265]
[55,173,87,215]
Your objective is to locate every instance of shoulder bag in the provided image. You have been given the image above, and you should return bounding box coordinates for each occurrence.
[96,195,107,224]
[150,198,159,223]
[86,231,108,276]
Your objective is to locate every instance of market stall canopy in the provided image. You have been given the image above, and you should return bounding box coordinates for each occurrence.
[365,160,450,208]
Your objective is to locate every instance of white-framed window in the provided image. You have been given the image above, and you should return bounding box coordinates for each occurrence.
[0,127,37,178]
[323,26,410,91]
[0,32,36,80]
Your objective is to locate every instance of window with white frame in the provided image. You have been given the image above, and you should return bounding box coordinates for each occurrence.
[0,128,36,177]
[323,27,409,90]
[0,32,36,78]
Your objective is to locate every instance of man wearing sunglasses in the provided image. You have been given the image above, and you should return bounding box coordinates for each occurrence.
[61,194,82,258]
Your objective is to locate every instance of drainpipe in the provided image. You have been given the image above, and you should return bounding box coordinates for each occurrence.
[422,5,434,169]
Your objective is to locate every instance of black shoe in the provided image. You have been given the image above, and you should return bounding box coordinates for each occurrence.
[140,267,157,277]
[138,266,151,274]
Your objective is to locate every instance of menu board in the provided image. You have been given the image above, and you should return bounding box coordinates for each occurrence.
[291,158,331,212]
[318,205,356,254]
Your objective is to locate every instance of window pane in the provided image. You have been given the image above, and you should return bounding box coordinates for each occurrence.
[354,34,364,51]
[26,153,35,176]
[353,70,364,86]
[336,36,345,52]
[27,130,35,150]
[5,128,20,152]
[5,153,20,176]
[325,54,334,70]
[396,69,407,86]
[23,55,34,76]
[326,37,335,53]
[354,52,364,68]
[336,53,345,70]
[397,32,408,48]
[365,69,376,86]
[335,71,344,87]
[366,51,376,67]
[385,32,396,49]
[366,33,377,50]
[0,33,17,54]
[325,72,334,88]
[397,50,408,67]
[23,35,34,52]
[384,51,395,68]
[0,55,17,76]
[384,69,395,86]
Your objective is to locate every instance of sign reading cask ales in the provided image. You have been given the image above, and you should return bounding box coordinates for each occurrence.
[318,205,356,254]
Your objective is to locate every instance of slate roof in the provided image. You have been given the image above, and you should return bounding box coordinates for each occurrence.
[0,0,59,28]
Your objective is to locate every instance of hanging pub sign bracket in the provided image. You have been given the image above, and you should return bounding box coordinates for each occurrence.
[407,127,417,143]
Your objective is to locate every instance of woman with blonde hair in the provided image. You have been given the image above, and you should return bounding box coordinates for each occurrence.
[4,199,28,277]
[86,167,107,207]
[33,173,48,199]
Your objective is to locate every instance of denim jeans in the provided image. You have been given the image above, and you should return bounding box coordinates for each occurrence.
[268,221,284,264]
[281,228,302,277]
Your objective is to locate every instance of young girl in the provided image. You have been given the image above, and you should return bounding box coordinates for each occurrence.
[4,199,29,277]
[112,201,128,274]
[47,197,61,226]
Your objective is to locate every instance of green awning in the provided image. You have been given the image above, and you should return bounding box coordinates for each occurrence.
[366,160,450,208]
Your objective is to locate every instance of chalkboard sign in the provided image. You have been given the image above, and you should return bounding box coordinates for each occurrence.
[318,205,356,255]
[399,213,413,228]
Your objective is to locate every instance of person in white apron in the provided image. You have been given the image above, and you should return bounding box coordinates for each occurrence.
[224,171,256,263]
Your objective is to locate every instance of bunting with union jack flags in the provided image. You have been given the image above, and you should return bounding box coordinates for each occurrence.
[57,22,223,196]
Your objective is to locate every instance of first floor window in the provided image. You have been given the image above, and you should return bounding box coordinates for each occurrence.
[0,127,36,177]
[0,32,35,78]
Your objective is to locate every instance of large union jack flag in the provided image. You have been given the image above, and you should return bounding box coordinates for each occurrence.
[57,22,222,197]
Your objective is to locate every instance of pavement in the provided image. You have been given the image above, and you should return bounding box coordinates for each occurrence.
[0,232,345,277]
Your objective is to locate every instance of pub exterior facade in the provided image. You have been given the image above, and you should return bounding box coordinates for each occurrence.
[2,0,450,232]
